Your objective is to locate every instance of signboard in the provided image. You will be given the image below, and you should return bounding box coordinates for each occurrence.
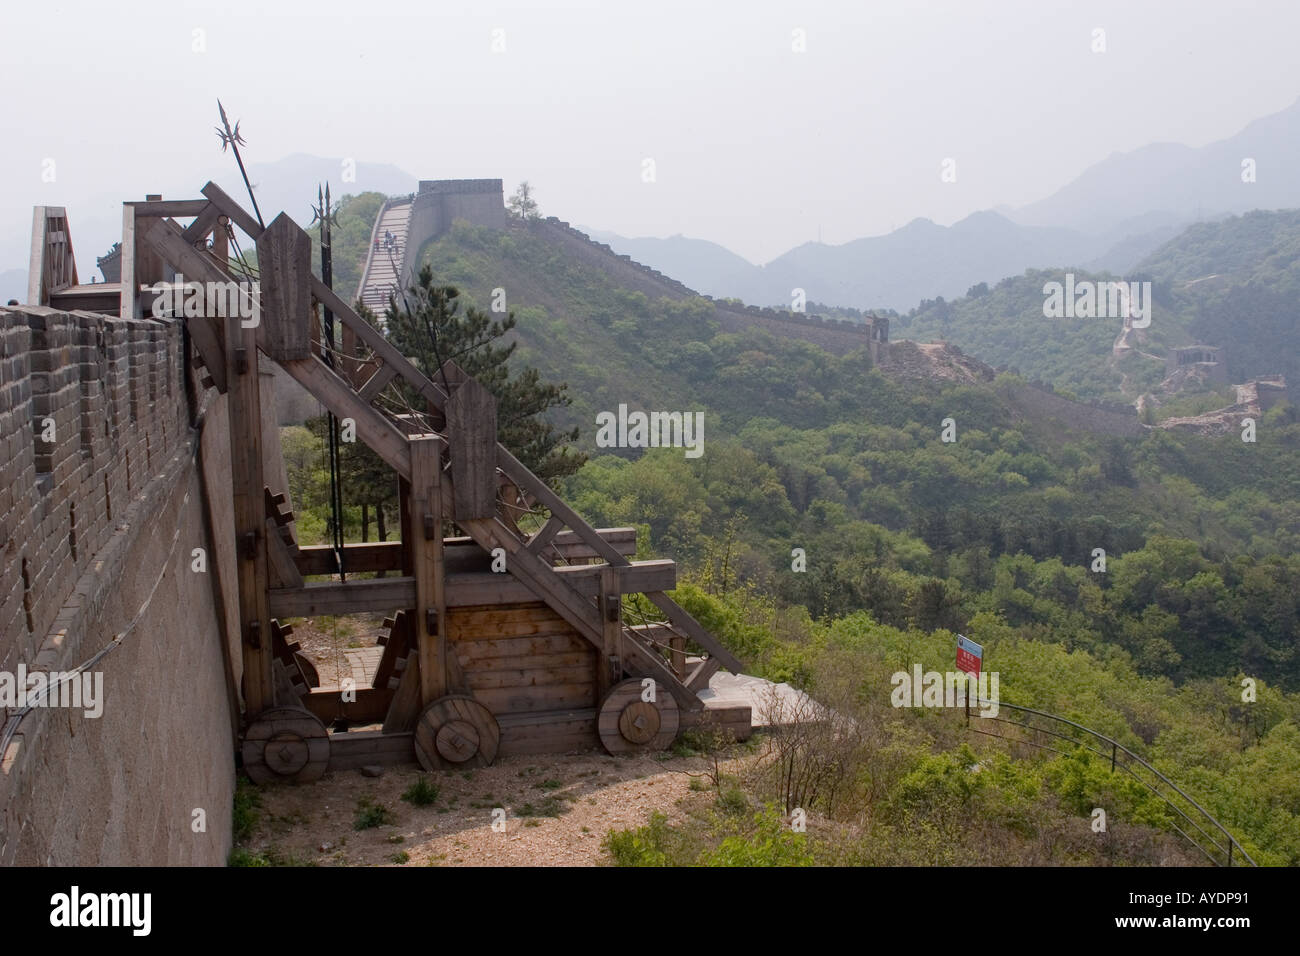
[956,634,982,678]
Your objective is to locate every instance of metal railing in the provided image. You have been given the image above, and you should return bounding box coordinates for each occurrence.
[964,697,1256,866]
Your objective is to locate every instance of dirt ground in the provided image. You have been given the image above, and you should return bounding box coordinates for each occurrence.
[243,748,754,866]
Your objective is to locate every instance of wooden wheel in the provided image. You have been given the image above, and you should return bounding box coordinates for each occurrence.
[414,696,500,770]
[598,679,679,754]
[242,707,330,784]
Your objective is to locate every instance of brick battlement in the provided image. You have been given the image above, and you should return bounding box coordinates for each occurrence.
[1,307,189,661]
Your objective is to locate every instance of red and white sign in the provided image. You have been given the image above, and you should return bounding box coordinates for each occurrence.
[956,634,982,678]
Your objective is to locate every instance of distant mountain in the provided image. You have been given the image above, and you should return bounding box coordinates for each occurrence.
[580,228,765,301]
[224,153,418,228]
[587,100,1300,312]
[1009,98,1300,234]
[760,211,1107,311]
[592,211,1174,312]
[1140,209,1300,386]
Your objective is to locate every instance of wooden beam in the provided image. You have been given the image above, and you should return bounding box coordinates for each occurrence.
[598,567,620,699]
[269,577,416,618]
[301,687,393,725]
[525,515,565,557]
[496,445,629,567]
[309,275,448,410]
[130,199,212,217]
[444,560,675,607]
[446,377,498,520]
[644,592,743,675]
[278,357,413,480]
[357,363,398,402]
[382,655,423,733]
[226,315,274,713]
[179,202,221,244]
[410,436,447,704]
[265,518,304,589]
[685,656,722,692]
[295,541,403,576]
[136,216,231,391]
[256,213,312,361]
[201,181,263,239]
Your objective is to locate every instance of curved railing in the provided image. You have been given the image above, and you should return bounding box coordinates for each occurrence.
[965,697,1256,866]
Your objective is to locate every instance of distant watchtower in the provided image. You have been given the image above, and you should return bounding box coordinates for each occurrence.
[414,179,507,239]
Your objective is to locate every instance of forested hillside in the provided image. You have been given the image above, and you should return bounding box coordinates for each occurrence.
[287,195,1300,866]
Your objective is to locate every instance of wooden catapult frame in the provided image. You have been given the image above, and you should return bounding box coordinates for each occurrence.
[49,184,750,780]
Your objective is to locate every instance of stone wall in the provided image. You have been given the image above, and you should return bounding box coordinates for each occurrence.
[0,306,236,865]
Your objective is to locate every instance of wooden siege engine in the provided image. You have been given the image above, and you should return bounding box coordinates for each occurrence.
[82,184,752,781]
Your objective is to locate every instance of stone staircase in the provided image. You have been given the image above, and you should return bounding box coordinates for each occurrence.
[356,197,413,315]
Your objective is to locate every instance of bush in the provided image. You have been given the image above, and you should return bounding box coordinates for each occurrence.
[401,776,440,807]
[354,798,396,830]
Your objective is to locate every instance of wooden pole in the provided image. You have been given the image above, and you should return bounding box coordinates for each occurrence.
[226,318,274,714]
[599,567,621,700]
[410,436,446,705]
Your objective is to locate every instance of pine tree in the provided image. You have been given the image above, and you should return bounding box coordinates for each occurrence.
[379,264,585,484]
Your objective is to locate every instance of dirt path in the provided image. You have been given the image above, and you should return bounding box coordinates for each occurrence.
[244,749,744,866]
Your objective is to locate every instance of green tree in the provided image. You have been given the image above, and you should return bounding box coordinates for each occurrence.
[506,181,540,222]
[383,265,585,484]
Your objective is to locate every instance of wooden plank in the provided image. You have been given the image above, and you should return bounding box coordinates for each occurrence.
[448,617,577,640]
[474,684,597,715]
[455,651,595,673]
[465,666,595,690]
[268,577,416,618]
[130,199,212,217]
[265,518,304,589]
[226,315,274,713]
[256,213,312,361]
[279,357,413,480]
[450,635,589,660]
[295,541,403,575]
[446,377,498,520]
[327,731,416,771]
[301,687,393,724]
[444,528,639,561]
[201,181,263,239]
[410,436,447,705]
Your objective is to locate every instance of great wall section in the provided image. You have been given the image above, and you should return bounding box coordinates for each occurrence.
[0,308,240,864]
[2,179,1285,869]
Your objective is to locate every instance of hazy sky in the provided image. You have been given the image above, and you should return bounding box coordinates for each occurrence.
[4,0,1299,267]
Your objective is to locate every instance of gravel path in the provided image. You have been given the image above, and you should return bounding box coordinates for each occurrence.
[245,749,742,866]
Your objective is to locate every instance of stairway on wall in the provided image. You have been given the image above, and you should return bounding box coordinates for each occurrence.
[357,198,413,315]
